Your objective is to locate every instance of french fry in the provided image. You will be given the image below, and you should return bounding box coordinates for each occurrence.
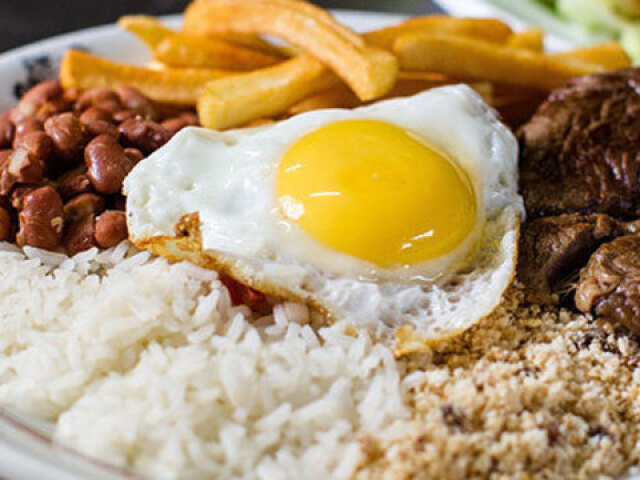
[60,50,230,105]
[505,29,544,52]
[118,15,175,50]
[197,55,341,129]
[288,84,361,115]
[154,34,284,70]
[183,0,398,101]
[364,16,513,50]
[118,13,286,57]
[287,72,480,116]
[394,33,606,91]
[553,42,631,70]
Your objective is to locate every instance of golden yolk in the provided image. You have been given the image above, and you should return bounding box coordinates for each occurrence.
[277,119,477,267]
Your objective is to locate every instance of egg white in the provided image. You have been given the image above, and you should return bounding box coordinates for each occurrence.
[125,86,524,343]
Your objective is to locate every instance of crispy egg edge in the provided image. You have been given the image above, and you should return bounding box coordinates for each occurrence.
[131,210,521,357]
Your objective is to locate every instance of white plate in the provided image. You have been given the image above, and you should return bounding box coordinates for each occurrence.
[0,8,637,480]
[0,11,411,480]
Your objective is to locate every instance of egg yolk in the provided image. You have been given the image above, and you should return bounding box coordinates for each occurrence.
[277,120,477,267]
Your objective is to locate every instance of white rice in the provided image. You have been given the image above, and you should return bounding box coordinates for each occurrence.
[0,242,410,479]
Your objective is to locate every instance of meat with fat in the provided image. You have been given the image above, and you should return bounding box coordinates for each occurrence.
[576,234,640,335]
[519,214,627,304]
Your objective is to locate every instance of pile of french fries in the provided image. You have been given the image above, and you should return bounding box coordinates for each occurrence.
[59,0,631,130]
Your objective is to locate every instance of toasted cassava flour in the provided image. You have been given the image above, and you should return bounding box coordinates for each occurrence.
[358,286,640,480]
[0,243,639,479]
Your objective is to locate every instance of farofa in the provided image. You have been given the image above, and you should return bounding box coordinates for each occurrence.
[358,284,640,480]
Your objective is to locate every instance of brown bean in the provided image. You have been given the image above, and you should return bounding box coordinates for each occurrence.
[124,147,144,164]
[63,213,96,256]
[8,148,44,184]
[63,193,105,223]
[161,117,194,137]
[75,88,120,111]
[0,205,12,241]
[44,113,86,163]
[0,112,15,149]
[84,120,120,140]
[154,103,190,121]
[117,87,156,119]
[15,80,62,119]
[180,111,199,124]
[94,210,127,248]
[34,98,71,123]
[16,131,53,178]
[79,106,112,125]
[10,185,37,210]
[119,118,170,154]
[8,109,26,126]
[0,149,15,195]
[63,88,80,104]
[15,131,52,161]
[17,185,64,249]
[112,110,141,124]
[94,100,123,115]
[84,134,137,194]
[56,166,93,199]
[13,118,43,148]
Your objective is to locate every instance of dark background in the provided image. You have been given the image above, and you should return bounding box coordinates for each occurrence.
[0,1,441,53]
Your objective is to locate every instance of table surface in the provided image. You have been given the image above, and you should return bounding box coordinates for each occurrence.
[0,0,442,53]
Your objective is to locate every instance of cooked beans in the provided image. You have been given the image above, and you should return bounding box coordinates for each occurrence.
[95,210,128,248]
[13,118,44,148]
[17,186,64,250]
[0,112,15,149]
[63,193,105,223]
[119,118,170,154]
[14,80,63,121]
[79,106,112,125]
[84,119,120,140]
[75,87,121,112]
[161,112,199,137]
[85,134,138,194]
[0,205,12,241]
[63,213,96,256]
[117,87,156,120]
[8,147,44,184]
[0,81,199,255]
[44,112,87,165]
[57,166,92,200]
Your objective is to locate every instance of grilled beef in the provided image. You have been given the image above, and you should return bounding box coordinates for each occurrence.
[518,69,640,334]
[519,214,626,304]
[520,69,640,219]
[576,234,640,334]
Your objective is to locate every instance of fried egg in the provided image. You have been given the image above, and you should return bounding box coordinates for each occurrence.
[124,86,523,346]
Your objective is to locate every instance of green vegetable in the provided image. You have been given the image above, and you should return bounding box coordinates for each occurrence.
[556,0,640,62]
[557,0,627,33]
[484,0,608,43]
[621,26,640,63]
[486,0,640,63]
[537,0,557,8]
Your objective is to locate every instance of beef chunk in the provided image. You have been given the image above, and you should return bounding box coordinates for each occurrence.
[520,69,640,219]
[576,234,640,335]
[519,214,627,304]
